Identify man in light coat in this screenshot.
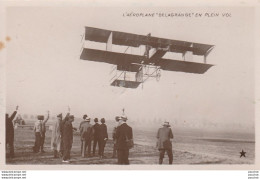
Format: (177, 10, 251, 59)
(156, 121, 174, 164)
(51, 113, 62, 158)
(79, 114, 88, 130)
(80, 117, 93, 158)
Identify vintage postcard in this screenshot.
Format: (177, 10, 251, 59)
(0, 0, 259, 170)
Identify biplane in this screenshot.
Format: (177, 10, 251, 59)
(80, 26, 214, 88)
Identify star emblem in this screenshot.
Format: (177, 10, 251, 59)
(240, 150, 246, 158)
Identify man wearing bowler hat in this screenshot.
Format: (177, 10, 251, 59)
(115, 115, 133, 164)
(156, 121, 174, 164)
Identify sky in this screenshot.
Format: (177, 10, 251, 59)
(5, 6, 255, 132)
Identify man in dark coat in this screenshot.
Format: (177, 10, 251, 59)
(62, 115, 74, 163)
(92, 118, 100, 156)
(6, 106, 18, 158)
(156, 121, 174, 164)
(98, 118, 108, 158)
(115, 116, 133, 165)
(60, 110, 70, 157)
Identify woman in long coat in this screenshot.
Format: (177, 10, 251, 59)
(51, 114, 62, 158)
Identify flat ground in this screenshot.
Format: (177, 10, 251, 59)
(6, 127, 163, 165)
(6, 125, 254, 165)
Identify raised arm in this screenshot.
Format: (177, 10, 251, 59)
(9, 106, 19, 121)
(43, 111, 50, 124)
(64, 112, 70, 121)
(60, 113, 69, 134)
(63, 106, 70, 122)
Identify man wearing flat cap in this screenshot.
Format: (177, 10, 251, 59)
(51, 113, 62, 158)
(115, 115, 133, 164)
(156, 121, 174, 164)
(79, 116, 93, 158)
(62, 115, 74, 163)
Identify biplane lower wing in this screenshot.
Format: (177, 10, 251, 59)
(80, 48, 142, 71)
(156, 58, 213, 74)
(80, 48, 213, 74)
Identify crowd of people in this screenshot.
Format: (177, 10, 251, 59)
(6, 106, 174, 165)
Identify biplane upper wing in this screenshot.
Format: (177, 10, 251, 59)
(84, 26, 214, 56)
(85, 27, 141, 47)
(84, 27, 112, 44)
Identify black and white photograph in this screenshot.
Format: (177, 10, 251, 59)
(0, 2, 259, 170)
